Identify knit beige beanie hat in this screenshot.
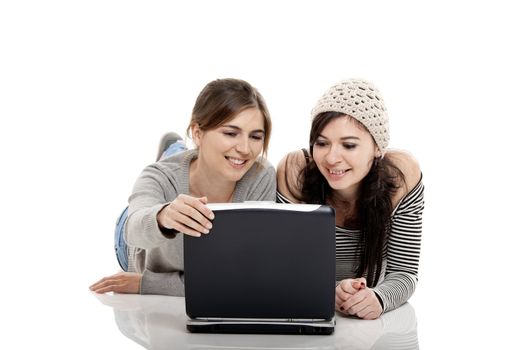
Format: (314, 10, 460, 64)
(311, 79, 389, 155)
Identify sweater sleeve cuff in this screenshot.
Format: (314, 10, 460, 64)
(155, 203, 178, 239)
(372, 287, 389, 314)
(146, 203, 177, 239)
(126, 203, 178, 248)
(373, 290, 385, 314)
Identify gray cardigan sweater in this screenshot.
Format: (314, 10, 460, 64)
(125, 149, 276, 296)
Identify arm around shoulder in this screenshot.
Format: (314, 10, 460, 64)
(276, 150, 308, 203)
(386, 150, 422, 200)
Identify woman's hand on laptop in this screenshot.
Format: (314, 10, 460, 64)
(336, 278, 383, 320)
(90, 272, 142, 294)
(157, 194, 214, 237)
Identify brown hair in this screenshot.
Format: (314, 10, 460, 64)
(186, 78, 272, 156)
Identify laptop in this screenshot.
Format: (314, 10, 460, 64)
(184, 202, 336, 335)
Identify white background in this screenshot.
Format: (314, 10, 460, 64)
(1, 0, 523, 348)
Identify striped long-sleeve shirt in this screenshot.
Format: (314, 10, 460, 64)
(277, 177, 424, 313)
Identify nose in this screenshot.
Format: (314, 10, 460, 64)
(325, 145, 341, 165)
(235, 136, 250, 155)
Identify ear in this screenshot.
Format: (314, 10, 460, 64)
(191, 124, 203, 147)
(374, 146, 381, 158)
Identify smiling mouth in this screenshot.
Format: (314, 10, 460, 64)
(328, 169, 350, 176)
(226, 156, 248, 166)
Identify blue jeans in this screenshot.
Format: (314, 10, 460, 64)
(114, 140, 187, 271)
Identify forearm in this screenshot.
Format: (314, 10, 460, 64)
(373, 272, 417, 313)
(377, 180, 424, 313)
(125, 165, 179, 249)
(125, 203, 176, 249)
(140, 270, 185, 296)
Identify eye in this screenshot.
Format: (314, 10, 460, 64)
(314, 140, 328, 147)
(250, 134, 264, 141)
(343, 143, 357, 150)
(223, 131, 238, 137)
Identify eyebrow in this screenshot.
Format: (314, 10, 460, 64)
(222, 125, 265, 134)
(318, 134, 360, 141)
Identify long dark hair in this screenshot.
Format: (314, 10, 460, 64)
(291, 112, 404, 287)
(187, 78, 272, 157)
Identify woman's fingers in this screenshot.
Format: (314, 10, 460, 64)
(175, 202, 213, 231)
(89, 276, 110, 290)
(336, 283, 351, 301)
(171, 209, 210, 234)
(89, 272, 141, 294)
(343, 291, 367, 313)
(351, 277, 367, 290)
(170, 219, 206, 237)
(336, 278, 378, 316)
(181, 195, 214, 220)
(341, 288, 383, 319)
(91, 279, 121, 294)
(339, 278, 366, 294)
(158, 194, 215, 236)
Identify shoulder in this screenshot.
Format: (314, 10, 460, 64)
(236, 156, 276, 201)
(155, 148, 194, 173)
(385, 149, 422, 205)
(255, 155, 276, 172)
(276, 150, 308, 203)
(240, 156, 276, 188)
(248, 156, 276, 179)
(134, 149, 196, 193)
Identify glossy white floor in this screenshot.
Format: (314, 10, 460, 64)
(92, 293, 418, 349)
(2, 1, 524, 348)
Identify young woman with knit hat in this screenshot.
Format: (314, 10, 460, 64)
(277, 79, 424, 320)
(91, 78, 276, 296)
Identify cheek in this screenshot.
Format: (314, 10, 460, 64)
(312, 155, 325, 171)
(214, 137, 234, 151)
(250, 141, 264, 155)
(311, 155, 320, 168)
(311, 149, 324, 165)
(353, 156, 374, 175)
(361, 152, 376, 167)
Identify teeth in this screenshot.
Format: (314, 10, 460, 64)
(228, 157, 246, 165)
(329, 169, 346, 175)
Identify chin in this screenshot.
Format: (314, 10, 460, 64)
(326, 182, 347, 191)
(227, 169, 250, 182)
(229, 174, 244, 182)
(324, 176, 355, 191)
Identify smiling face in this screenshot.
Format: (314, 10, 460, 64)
(312, 115, 380, 197)
(192, 107, 265, 182)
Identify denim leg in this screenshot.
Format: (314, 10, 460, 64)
(114, 207, 129, 271)
(160, 140, 187, 160)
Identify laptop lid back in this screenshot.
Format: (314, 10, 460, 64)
(184, 203, 335, 320)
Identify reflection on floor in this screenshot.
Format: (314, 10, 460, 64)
(93, 293, 418, 350)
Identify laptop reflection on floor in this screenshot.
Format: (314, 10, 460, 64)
(184, 202, 336, 335)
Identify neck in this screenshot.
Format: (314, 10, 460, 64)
(189, 158, 236, 203)
(331, 182, 360, 204)
(328, 184, 361, 227)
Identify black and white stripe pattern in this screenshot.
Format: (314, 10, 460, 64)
(277, 179, 424, 314)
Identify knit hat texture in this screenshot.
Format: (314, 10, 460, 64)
(311, 79, 389, 155)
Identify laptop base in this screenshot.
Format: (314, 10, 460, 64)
(187, 318, 335, 335)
